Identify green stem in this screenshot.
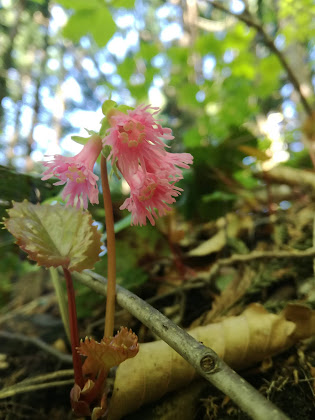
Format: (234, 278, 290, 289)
(101, 154, 116, 338)
(63, 268, 84, 388)
(50, 267, 71, 344)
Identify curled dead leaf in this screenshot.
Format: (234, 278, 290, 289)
(107, 303, 315, 420)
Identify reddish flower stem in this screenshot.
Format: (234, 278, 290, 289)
(101, 154, 116, 338)
(63, 267, 84, 388)
(81, 369, 107, 405)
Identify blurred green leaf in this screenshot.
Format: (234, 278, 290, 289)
(233, 169, 259, 189)
(111, 0, 135, 9)
(118, 267, 148, 289)
(202, 191, 238, 203)
(102, 214, 132, 241)
(63, 7, 116, 47)
(57, 0, 102, 10)
(183, 127, 201, 148)
(195, 33, 223, 56)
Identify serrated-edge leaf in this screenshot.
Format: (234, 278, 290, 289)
(3, 201, 102, 272)
(78, 327, 139, 378)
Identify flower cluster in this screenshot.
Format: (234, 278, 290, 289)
(42, 135, 102, 210)
(41, 104, 192, 225)
(103, 105, 193, 225)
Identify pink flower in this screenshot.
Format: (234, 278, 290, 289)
(41, 136, 102, 209)
(120, 167, 183, 226)
(145, 150, 193, 179)
(103, 105, 174, 178)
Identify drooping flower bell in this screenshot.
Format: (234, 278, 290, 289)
(42, 135, 102, 209)
(120, 167, 183, 226)
(103, 105, 174, 178)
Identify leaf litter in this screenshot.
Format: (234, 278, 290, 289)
(2, 192, 315, 419)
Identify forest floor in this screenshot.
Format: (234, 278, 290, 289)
(1, 183, 315, 420)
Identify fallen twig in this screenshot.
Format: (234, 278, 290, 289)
(0, 370, 74, 399)
(205, 247, 315, 283)
(73, 270, 289, 420)
(264, 166, 315, 190)
(0, 380, 74, 399)
(0, 331, 72, 364)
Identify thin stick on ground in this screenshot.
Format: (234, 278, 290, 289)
(0, 380, 74, 400)
(100, 154, 116, 338)
(73, 270, 289, 420)
(205, 247, 315, 283)
(0, 331, 72, 364)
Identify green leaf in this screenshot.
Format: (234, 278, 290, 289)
(116, 104, 133, 113)
(183, 127, 200, 147)
(215, 274, 234, 292)
(117, 56, 136, 80)
(85, 129, 98, 136)
(195, 33, 223, 56)
(71, 135, 90, 145)
(202, 191, 238, 203)
(137, 42, 160, 61)
(63, 10, 94, 42)
(57, 0, 102, 11)
(110, 0, 135, 9)
(101, 214, 132, 241)
(71, 131, 99, 145)
(102, 145, 112, 159)
(99, 118, 110, 137)
(233, 169, 258, 190)
(102, 99, 117, 115)
(177, 84, 199, 108)
(3, 201, 102, 272)
(63, 8, 116, 47)
(118, 267, 148, 289)
(90, 7, 116, 47)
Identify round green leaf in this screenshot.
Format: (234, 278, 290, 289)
(3, 201, 102, 272)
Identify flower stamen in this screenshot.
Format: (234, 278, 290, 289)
(138, 183, 157, 201)
(118, 120, 146, 148)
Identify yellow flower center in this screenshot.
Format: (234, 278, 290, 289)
(119, 121, 145, 148)
(66, 166, 86, 184)
(138, 183, 157, 201)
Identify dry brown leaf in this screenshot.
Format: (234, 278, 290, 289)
(191, 266, 254, 327)
(188, 213, 253, 257)
(107, 303, 315, 420)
